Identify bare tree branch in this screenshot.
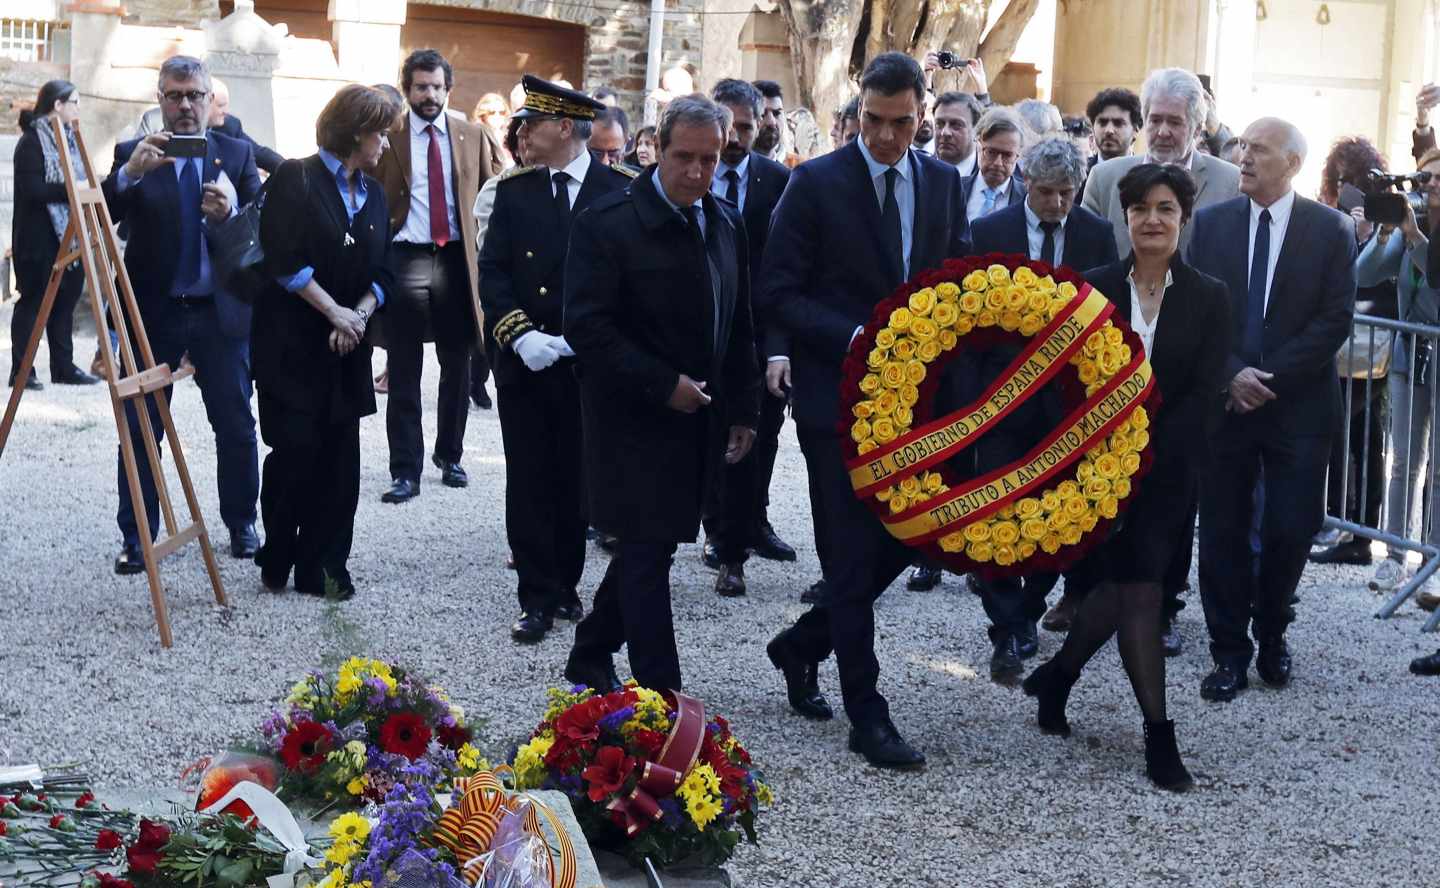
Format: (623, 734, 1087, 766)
(976, 0, 1041, 75)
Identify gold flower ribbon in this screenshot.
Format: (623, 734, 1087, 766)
(429, 770, 577, 888)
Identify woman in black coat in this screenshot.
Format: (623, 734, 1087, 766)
(9, 79, 99, 388)
(1022, 163, 1232, 791)
(252, 85, 399, 600)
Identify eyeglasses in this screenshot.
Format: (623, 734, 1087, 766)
(590, 147, 624, 165)
(162, 90, 209, 106)
(980, 146, 1017, 163)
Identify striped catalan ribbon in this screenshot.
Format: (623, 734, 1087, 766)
(428, 771, 577, 888)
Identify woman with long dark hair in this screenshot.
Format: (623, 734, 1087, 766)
(10, 79, 100, 389)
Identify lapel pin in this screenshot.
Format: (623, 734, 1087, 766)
(214, 158, 221, 166)
(344, 232, 356, 247)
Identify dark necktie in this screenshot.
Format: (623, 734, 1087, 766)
(1039, 220, 1060, 267)
(426, 124, 449, 247)
(724, 169, 740, 207)
(880, 167, 903, 283)
(1242, 207, 1272, 364)
(176, 158, 201, 291)
(552, 170, 572, 225)
(682, 205, 722, 346)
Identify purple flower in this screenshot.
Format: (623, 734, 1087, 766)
(658, 797, 685, 830)
(599, 706, 635, 734)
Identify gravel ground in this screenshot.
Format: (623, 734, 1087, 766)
(3, 319, 1440, 887)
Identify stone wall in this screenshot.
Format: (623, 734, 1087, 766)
(124, 0, 220, 26)
(581, 0, 704, 124)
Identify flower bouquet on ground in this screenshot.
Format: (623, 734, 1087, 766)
(256, 657, 488, 807)
(510, 685, 772, 869)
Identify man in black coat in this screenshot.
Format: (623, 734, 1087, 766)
(1188, 117, 1357, 702)
(207, 78, 284, 174)
(478, 75, 635, 644)
(699, 78, 797, 596)
(562, 94, 761, 694)
(758, 53, 972, 770)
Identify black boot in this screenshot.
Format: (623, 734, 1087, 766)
(1142, 719, 1193, 792)
(1021, 659, 1078, 737)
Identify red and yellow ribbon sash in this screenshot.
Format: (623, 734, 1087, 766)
(430, 770, 578, 888)
(606, 691, 705, 837)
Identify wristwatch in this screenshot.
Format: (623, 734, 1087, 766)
(357, 307, 370, 325)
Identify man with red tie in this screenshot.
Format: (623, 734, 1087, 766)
(375, 49, 494, 503)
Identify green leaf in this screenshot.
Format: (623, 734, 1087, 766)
(216, 856, 255, 886)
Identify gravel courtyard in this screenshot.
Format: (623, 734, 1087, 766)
(3, 320, 1439, 887)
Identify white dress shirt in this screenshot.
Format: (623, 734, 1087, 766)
(1023, 201, 1067, 264)
(1246, 188, 1296, 314)
(711, 154, 750, 210)
(395, 108, 461, 244)
(547, 147, 590, 208)
(953, 150, 978, 178)
(1127, 267, 1173, 357)
(966, 176, 1011, 222)
(855, 136, 915, 280)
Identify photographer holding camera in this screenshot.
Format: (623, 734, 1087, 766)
(922, 51, 991, 105)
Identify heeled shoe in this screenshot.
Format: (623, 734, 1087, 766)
(1021, 659, 1078, 737)
(1142, 719, 1194, 792)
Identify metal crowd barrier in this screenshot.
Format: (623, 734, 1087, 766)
(1328, 313, 1440, 632)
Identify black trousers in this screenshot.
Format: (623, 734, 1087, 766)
(386, 242, 471, 482)
(496, 363, 587, 615)
(470, 345, 491, 399)
(254, 392, 361, 592)
(1199, 422, 1330, 666)
(976, 575, 1053, 641)
(1327, 377, 1388, 529)
(785, 428, 912, 726)
(572, 540, 682, 691)
(703, 388, 787, 563)
(11, 257, 83, 380)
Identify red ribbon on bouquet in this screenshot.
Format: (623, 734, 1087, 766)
(606, 691, 706, 836)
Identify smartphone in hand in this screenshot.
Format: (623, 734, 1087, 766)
(163, 135, 207, 158)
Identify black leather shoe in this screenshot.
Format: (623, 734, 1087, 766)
(432, 457, 468, 488)
(766, 632, 832, 720)
(564, 651, 621, 693)
(9, 372, 42, 391)
(229, 523, 260, 559)
(800, 578, 829, 605)
(1041, 592, 1080, 632)
(1200, 661, 1249, 702)
(470, 386, 492, 409)
(1308, 539, 1373, 566)
(53, 366, 101, 385)
(1022, 659, 1077, 737)
(716, 563, 747, 597)
(511, 611, 552, 644)
(555, 594, 584, 622)
(1410, 649, 1440, 676)
(1256, 637, 1292, 688)
(700, 537, 723, 569)
(296, 571, 355, 600)
(381, 478, 420, 503)
(990, 634, 1025, 685)
(847, 719, 925, 770)
(114, 543, 145, 575)
(751, 522, 797, 562)
(1161, 616, 1183, 657)
(1017, 622, 1039, 659)
(907, 564, 942, 591)
(1143, 719, 1194, 792)
(597, 533, 618, 554)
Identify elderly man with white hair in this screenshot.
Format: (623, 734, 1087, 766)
(1082, 68, 1240, 256)
(1188, 116, 1357, 703)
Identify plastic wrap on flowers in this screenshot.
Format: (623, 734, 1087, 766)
(838, 253, 1161, 579)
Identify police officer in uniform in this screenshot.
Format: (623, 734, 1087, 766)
(479, 75, 637, 643)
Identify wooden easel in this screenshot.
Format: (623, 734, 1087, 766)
(0, 117, 228, 647)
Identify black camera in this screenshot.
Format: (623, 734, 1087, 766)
(1356, 168, 1431, 229)
(936, 51, 971, 70)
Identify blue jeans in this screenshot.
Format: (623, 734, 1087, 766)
(116, 300, 258, 547)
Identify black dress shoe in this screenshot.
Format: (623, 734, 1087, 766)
(470, 386, 492, 409)
(1256, 637, 1292, 688)
(1308, 539, 1373, 566)
(1022, 659, 1078, 737)
(1161, 616, 1183, 658)
(1410, 649, 1440, 676)
(296, 570, 355, 600)
(766, 633, 833, 720)
(597, 533, 618, 554)
(229, 523, 260, 559)
(990, 634, 1025, 685)
(750, 522, 797, 562)
(53, 366, 101, 385)
(114, 544, 145, 575)
(906, 564, 942, 591)
(800, 578, 829, 605)
(564, 650, 621, 693)
(716, 563, 747, 597)
(700, 537, 723, 570)
(511, 611, 552, 643)
(381, 478, 420, 503)
(555, 594, 584, 622)
(1017, 622, 1039, 659)
(847, 719, 925, 770)
(1143, 719, 1194, 792)
(431, 457, 468, 488)
(1041, 592, 1080, 632)
(1200, 661, 1249, 702)
(9, 372, 42, 391)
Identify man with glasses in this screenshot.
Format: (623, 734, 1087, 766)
(588, 105, 630, 168)
(101, 54, 262, 574)
(962, 107, 1027, 222)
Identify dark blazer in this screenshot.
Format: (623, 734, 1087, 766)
(1187, 195, 1357, 436)
(960, 170, 1027, 213)
(210, 114, 284, 174)
(478, 159, 635, 386)
(757, 141, 972, 432)
(102, 130, 262, 339)
(969, 201, 1119, 272)
(254, 154, 393, 421)
(564, 167, 760, 542)
(11, 126, 70, 263)
(735, 150, 790, 354)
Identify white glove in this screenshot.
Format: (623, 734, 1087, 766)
(552, 336, 575, 358)
(512, 330, 564, 372)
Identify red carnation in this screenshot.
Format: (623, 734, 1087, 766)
(125, 819, 170, 874)
(93, 874, 135, 888)
(379, 712, 432, 760)
(629, 729, 665, 759)
(0, 821, 7, 837)
(436, 722, 471, 751)
(279, 721, 335, 773)
(49, 813, 66, 828)
(581, 745, 636, 802)
(554, 698, 606, 745)
(76, 791, 96, 809)
(96, 828, 124, 850)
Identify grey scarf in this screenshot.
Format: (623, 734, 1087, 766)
(32, 113, 87, 244)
